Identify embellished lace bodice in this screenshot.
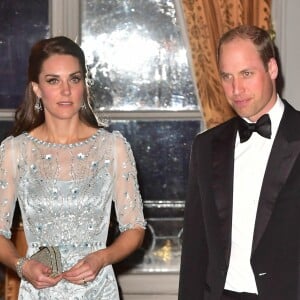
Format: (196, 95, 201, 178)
(0, 129, 145, 299)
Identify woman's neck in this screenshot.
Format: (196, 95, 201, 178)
(30, 122, 96, 144)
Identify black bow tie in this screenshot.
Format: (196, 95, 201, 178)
(238, 114, 272, 143)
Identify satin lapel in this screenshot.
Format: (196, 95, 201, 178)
(212, 121, 237, 265)
(252, 128, 300, 253)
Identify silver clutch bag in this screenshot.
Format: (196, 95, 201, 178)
(30, 246, 63, 277)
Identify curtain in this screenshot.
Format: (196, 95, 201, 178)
(181, 0, 272, 129)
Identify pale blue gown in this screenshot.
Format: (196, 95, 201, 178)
(0, 129, 146, 299)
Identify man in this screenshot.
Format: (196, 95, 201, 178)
(178, 25, 300, 300)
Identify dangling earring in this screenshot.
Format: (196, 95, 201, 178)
(34, 97, 43, 112)
(81, 100, 87, 110)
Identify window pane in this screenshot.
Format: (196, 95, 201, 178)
(108, 119, 201, 272)
(0, 0, 48, 109)
(81, 0, 198, 111)
(109, 120, 200, 200)
(0, 121, 13, 141)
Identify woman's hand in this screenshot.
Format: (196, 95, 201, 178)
(22, 259, 63, 289)
(62, 228, 144, 285)
(62, 251, 105, 285)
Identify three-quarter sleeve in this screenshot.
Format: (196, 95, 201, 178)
(0, 137, 18, 239)
(112, 131, 146, 232)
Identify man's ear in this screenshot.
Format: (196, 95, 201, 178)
(31, 82, 41, 98)
(268, 58, 278, 80)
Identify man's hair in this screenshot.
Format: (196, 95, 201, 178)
(217, 25, 275, 70)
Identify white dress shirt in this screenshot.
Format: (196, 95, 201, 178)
(224, 96, 284, 293)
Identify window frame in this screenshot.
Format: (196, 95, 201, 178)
(0, 0, 202, 123)
(49, 0, 202, 122)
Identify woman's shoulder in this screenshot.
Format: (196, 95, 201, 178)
(112, 130, 131, 147)
(99, 129, 126, 141)
(0, 134, 28, 159)
(0, 133, 26, 147)
(99, 130, 133, 153)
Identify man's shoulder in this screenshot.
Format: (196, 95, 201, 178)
(281, 99, 300, 123)
(196, 117, 237, 140)
(282, 99, 300, 114)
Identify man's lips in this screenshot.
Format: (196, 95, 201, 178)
(233, 98, 250, 107)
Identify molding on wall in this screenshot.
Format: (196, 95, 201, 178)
(49, 0, 81, 42)
(118, 273, 179, 299)
(272, 0, 287, 80)
(272, 0, 300, 109)
(0, 109, 202, 122)
(0, 109, 14, 121)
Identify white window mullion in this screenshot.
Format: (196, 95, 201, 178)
(49, 0, 80, 42)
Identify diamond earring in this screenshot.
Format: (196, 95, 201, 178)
(34, 97, 43, 112)
(81, 100, 87, 110)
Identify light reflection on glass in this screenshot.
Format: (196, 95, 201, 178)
(109, 120, 201, 272)
(84, 31, 159, 76)
(80, 0, 201, 273)
(81, 0, 198, 111)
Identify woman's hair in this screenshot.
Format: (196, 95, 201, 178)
(217, 25, 275, 70)
(12, 36, 100, 136)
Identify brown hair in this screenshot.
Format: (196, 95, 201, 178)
(217, 25, 275, 70)
(12, 36, 100, 136)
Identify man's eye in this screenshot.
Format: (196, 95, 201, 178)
(243, 71, 252, 77)
(221, 74, 231, 81)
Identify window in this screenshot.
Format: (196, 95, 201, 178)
(77, 0, 203, 272)
(50, 0, 202, 273)
(0, 0, 203, 273)
(81, 1, 198, 112)
(0, 0, 48, 110)
(0, 0, 48, 138)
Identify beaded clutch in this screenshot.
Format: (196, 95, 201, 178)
(30, 246, 63, 277)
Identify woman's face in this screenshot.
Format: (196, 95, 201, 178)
(32, 54, 85, 122)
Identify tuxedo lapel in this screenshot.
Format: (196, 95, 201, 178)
(211, 120, 237, 265)
(252, 106, 300, 252)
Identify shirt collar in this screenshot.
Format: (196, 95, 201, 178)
(243, 94, 284, 139)
(267, 94, 284, 139)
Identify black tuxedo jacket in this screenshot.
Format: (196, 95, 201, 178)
(179, 100, 300, 300)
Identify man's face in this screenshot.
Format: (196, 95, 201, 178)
(218, 38, 278, 122)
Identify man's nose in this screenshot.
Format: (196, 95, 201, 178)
(232, 78, 244, 95)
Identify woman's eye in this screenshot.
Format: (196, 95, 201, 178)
(47, 78, 59, 84)
(71, 76, 82, 83)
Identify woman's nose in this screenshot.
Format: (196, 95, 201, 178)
(61, 81, 71, 95)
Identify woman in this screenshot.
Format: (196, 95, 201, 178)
(0, 36, 146, 299)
